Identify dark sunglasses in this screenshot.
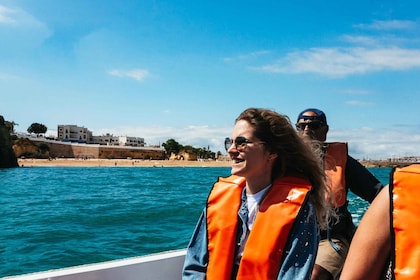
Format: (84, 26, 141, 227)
(224, 136, 264, 151)
(295, 122, 325, 131)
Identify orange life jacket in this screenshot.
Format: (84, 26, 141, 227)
(206, 175, 312, 280)
(391, 164, 420, 280)
(324, 142, 347, 207)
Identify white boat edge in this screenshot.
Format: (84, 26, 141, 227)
(2, 249, 187, 280)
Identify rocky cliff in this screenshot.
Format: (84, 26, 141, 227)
(13, 138, 50, 159)
(0, 116, 19, 168)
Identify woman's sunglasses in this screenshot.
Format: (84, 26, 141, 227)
(295, 122, 325, 131)
(224, 136, 264, 151)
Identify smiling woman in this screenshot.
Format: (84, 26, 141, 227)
(182, 107, 333, 280)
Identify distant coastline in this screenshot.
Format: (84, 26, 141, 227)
(359, 160, 416, 168)
(18, 158, 232, 168)
(18, 158, 416, 168)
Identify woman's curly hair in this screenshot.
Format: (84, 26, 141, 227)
(236, 107, 333, 230)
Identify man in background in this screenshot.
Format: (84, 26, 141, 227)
(295, 108, 383, 280)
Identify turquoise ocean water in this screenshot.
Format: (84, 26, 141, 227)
(0, 166, 391, 277)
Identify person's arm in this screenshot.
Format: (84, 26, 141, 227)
(278, 202, 319, 280)
(346, 156, 383, 202)
(182, 210, 208, 280)
(340, 186, 391, 280)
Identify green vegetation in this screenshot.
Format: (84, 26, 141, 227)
(0, 115, 19, 168)
(4, 120, 17, 133)
(162, 138, 217, 160)
(27, 122, 47, 136)
(162, 138, 183, 155)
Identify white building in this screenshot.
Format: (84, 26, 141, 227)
(57, 125, 145, 147)
(90, 133, 119, 146)
(118, 136, 145, 147)
(57, 125, 92, 143)
(90, 134, 145, 147)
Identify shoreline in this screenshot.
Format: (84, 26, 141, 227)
(17, 158, 414, 168)
(18, 158, 233, 168)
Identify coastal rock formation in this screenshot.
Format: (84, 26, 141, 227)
(13, 138, 50, 159)
(14, 138, 165, 160)
(0, 116, 19, 168)
(169, 151, 198, 161)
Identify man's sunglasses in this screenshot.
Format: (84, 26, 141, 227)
(295, 122, 325, 131)
(224, 136, 264, 151)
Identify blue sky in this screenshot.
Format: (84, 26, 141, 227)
(1, 0, 419, 159)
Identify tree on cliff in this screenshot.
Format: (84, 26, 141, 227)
(27, 123, 47, 136)
(162, 138, 183, 156)
(4, 121, 17, 133)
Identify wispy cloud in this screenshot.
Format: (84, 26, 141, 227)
(249, 20, 420, 78)
(0, 5, 16, 24)
(354, 20, 418, 31)
(329, 126, 420, 159)
(340, 35, 380, 46)
(223, 50, 271, 63)
(345, 100, 375, 106)
(0, 4, 47, 29)
(0, 72, 20, 80)
(341, 34, 420, 48)
(339, 89, 373, 95)
(0, 5, 50, 53)
(108, 69, 151, 81)
(253, 47, 420, 78)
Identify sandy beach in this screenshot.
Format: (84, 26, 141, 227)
(18, 158, 232, 168)
(18, 158, 409, 168)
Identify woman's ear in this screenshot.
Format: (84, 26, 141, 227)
(269, 153, 278, 161)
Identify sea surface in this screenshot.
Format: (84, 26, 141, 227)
(0, 166, 392, 277)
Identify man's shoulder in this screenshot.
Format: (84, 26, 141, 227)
(345, 155, 382, 188)
(345, 154, 378, 179)
(346, 155, 364, 168)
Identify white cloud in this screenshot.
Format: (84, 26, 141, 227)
(253, 47, 420, 78)
(247, 20, 420, 78)
(108, 69, 150, 81)
(0, 5, 48, 30)
(0, 5, 16, 24)
(340, 35, 379, 46)
(223, 50, 271, 63)
(339, 89, 373, 95)
(345, 100, 375, 106)
(0, 5, 51, 53)
(340, 34, 419, 47)
(329, 126, 420, 160)
(354, 20, 418, 31)
(0, 72, 20, 80)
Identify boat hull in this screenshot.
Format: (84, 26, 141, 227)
(4, 249, 186, 280)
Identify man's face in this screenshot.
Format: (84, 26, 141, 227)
(296, 111, 328, 142)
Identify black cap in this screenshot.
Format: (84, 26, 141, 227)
(297, 108, 327, 125)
